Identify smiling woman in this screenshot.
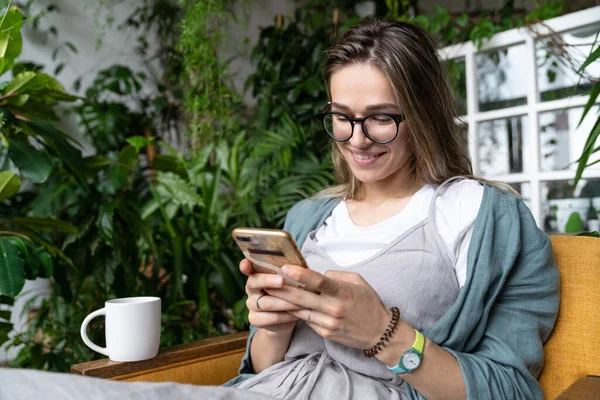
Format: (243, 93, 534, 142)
(226, 16, 560, 400)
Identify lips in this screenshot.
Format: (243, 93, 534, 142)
(349, 150, 384, 166)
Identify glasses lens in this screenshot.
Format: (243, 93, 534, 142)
(323, 114, 352, 141)
(364, 115, 398, 143)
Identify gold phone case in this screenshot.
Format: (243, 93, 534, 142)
(232, 227, 308, 289)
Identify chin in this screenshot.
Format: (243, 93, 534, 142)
(348, 168, 387, 184)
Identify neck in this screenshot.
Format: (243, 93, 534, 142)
(357, 170, 422, 204)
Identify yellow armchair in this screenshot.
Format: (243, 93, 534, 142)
(72, 236, 600, 399)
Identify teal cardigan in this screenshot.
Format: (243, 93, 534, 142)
(226, 185, 560, 399)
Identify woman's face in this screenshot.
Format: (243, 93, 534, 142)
(329, 63, 410, 186)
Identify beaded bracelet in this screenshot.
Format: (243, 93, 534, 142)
(363, 306, 401, 357)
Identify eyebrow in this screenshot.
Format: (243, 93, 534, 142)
(330, 102, 401, 112)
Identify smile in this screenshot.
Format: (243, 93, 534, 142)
(349, 151, 384, 165)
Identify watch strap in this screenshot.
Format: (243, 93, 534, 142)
(386, 329, 424, 374)
(413, 328, 425, 353)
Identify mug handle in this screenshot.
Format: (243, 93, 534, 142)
(80, 308, 109, 357)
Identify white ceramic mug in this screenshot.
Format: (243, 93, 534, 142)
(80, 296, 161, 362)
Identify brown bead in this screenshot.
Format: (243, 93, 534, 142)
(363, 306, 402, 358)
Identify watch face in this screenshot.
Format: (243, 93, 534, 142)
(402, 352, 421, 370)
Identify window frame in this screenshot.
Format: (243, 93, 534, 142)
(438, 6, 600, 227)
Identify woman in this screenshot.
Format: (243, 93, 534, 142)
(227, 17, 559, 400)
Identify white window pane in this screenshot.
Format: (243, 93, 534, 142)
(542, 178, 600, 233)
(476, 45, 528, 111)
(539, 106, 600, 171)
(478, 116, 529, 176)
(537, 22, 600, 102)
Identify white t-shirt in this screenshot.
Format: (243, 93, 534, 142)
(313, 180, 484, 288)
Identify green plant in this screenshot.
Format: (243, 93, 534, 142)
(573, 41, 600, 189)
(564, 211, 584, 233)
(0, 1, 251, 371)
(179, 0, 248, 146)
(392, 2, 564, 49)
(0, 5, 81, 345)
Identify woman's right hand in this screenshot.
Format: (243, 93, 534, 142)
(241, 258, 302, 334)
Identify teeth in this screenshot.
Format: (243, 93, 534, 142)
(355, 154, 378, 160)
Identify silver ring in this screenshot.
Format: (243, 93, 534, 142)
(307, 309, 312, 324)
(256, 294, 266, 312)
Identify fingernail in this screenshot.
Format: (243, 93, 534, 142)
(281, 265, 290, 274)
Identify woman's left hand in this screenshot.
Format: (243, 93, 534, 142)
(265, 264, 392, 350)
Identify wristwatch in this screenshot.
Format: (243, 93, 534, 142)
(386, 329, 425, 374)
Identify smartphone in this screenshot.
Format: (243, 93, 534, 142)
(232, 227, 309, 290)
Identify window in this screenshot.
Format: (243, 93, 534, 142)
(439, 7, 600, 233)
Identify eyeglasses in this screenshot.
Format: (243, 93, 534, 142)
(315, 103, 404, 144)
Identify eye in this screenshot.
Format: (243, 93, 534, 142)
(372, 116, 394, 124)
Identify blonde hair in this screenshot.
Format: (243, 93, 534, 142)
(316, 17, 516, 199)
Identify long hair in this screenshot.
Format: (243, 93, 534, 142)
(316, 17, 515, 199)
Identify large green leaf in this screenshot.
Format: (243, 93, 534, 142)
(29, 120, 86, 180)
(0, 170, 20, 201)
(4, 98, 60, 121)
(3, 72, 72, 96)
(7, 236, 39, 280)
(0, 7, 23, 76)
(3, 71, 37, 96)
(7, 139, 53, 183)
(578, 44, 600, 74)
(7, 217, 78, 233)
(152, 154, 188, 179)
(34, 246, 53, 278)
(157, 172, 203, 207)
(113, 145, 138, 185)
(96, 201, 116, 246)
(0, 237, 26, 296)
(577, 82, 600, 128)
(574, 115, 600, 188)
(84, 155, 112, 169)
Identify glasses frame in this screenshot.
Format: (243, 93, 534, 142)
(315, 103, 405, 144)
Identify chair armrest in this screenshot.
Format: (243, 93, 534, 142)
(71, 331, 249, 386)
(555, 376, 600, 399)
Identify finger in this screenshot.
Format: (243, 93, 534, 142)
(325, 270, 365, 285)
(239, 258, 254, 276)
(249, 311, 298, 327)
(248, 294, 304, 312)
(266, 285, 323, 311)
(246, 273, 285, 294)
(287, 309, 337, 331)
(281, 264, 339, 295)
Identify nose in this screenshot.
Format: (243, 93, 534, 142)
(349, 121, 372, 148)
